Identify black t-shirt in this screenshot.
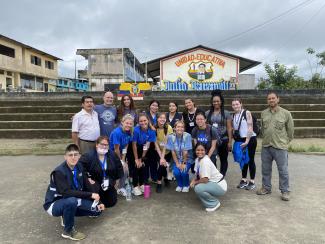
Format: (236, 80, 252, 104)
(183, 108, 204, 134)
(166, 112, 183, 128)
(191, 124, 219, 152)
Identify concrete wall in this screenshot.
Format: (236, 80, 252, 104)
(238, 74, 256, 89)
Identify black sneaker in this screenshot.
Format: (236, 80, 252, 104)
(245, 182, 256, 190)
(237, 180, 248, 189)
(156, 184, 162, 193)
(164, 179, 170, 188)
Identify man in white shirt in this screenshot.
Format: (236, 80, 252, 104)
(72, 96, 100, 154)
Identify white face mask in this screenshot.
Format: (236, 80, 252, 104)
(97, 148, 108, 155)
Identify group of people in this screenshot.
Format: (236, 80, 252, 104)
(43, 90, 294, 241)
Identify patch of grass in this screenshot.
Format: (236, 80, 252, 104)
(288, 144, 325, 153)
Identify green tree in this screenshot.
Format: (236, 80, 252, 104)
(306, 48, 325, 88)
(257, 62, 304, 89)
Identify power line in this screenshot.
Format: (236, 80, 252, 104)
(208, 0, 315, 47)
(133, 0, 315, 58)
(259, 0, 325, 63)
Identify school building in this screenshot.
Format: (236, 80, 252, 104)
(77, 48, 145, 91)
(0, 34, 61, 92)
(145, 45, 261, 91)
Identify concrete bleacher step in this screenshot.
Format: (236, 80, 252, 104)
(0, 121, 71, 129)
(1, 127, 324, 139)
(0, 113, 74, 121)
(0, 119, 323, 130)
(0, 90, 324, 138)
(0, 129, 71, 139)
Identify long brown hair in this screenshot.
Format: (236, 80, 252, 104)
(118, 95, 135, 120)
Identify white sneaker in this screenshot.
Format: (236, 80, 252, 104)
(117, 188, 127, 197)
(140, 185, 145, 193)
(206, 202, 221, 212)
(132, 186, 142, 196)
(182, 186, 190, 193)
(175, 186, 182, 192)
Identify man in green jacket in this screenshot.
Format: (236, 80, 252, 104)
(257, 91, 294, 201)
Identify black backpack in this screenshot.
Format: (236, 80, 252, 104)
(233, 110, 260, 136)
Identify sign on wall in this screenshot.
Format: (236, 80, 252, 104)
(117, 82, 152, 100)
(160, 48, 238, 91)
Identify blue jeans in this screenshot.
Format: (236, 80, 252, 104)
(173, 162, 191, 187)
(50, 197, 101, 232)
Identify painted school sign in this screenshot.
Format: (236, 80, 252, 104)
(160, 48, 239, 91)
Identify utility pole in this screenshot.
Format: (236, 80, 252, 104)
(133, 53, 136, 83)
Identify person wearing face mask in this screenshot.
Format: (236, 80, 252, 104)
(191, 112, 220, 166)
(78, 136, 124, 208)
(190, 143, 227, 212)
(132, 113, 157, 195)
(166, 120, 193, 193)
(43, 144, 105, 241)
(146, 100, 160, 128)
(166, 102, 182, 128)
(94, 91, 118, 138)
(109, 114, 134, 197)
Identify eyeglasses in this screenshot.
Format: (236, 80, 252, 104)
(99, 143, 109, 147)
(67, 153, 80, 157)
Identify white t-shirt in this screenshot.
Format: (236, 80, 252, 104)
(72, 109, 100, 141)
(194, 155, 222, 182)
(232, 110, 256, 138)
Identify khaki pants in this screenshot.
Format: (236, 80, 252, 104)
(79, 139, 96, 155)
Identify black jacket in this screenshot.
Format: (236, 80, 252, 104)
(43, 161, 93, 210)
(78, 149, 124, 187)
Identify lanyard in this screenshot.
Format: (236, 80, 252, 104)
(176, 135, 183, 160)
(99, 156, 107, 178)
(140, 128, 149, 145)
(73, 167, 79, 189)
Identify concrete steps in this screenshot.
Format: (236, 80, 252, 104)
(0, 90, 324, 138)
(0, 129, 70, 139)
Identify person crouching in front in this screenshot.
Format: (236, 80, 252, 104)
(78, 136, 124, 208)
(190, 143, 227, 212)
(43, 144, 105, 241)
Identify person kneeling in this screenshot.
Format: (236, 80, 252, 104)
(43, 144, 105, 241)
(79, 136, 124, 207)
(190, 143, 227, 212)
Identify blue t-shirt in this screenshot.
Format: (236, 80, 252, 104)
(146, 111, 157, 126)
(94, 104, 117, 138)
(132, 125, 156, 145)
(166, 132, 192, 161)
(109, 126, 132, 153)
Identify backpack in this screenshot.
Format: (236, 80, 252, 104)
(233, 110, 260, 136)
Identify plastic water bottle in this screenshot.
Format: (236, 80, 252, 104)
(144, 185, 151, 199)
(125, 180, 132, 201)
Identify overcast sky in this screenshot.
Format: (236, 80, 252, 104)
(1, 0, 324, 80)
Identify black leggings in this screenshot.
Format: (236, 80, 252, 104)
(218, 139, 229, 176)
(144, 143, 159, 182)
(241, 137, 257, 180)
(157, 152, 172, 181)
(128, 145, 145, 187)
(92, 182, 117, 208)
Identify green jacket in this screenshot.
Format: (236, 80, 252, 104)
(261, 106, 294, 150)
